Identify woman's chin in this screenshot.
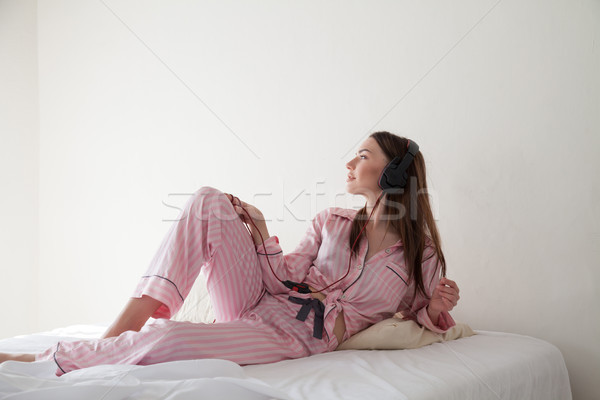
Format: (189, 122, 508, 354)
(345, 186, 358, 195)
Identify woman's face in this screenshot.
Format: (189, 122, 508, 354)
(345, 137, 390, 197)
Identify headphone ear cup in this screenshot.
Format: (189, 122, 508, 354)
(378, 160, 390, 190)
(378, 140, 419, 192)
(378, 156, 404, 191)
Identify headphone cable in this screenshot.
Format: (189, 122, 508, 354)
(231, 192, 385, 294)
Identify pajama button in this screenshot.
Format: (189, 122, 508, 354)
(385, 249, 391, 254)
(357, 264, 362, 270)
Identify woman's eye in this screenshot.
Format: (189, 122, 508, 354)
(360, 155, 366, 159)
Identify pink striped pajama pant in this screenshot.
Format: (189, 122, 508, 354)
(37, 186, 335, 376)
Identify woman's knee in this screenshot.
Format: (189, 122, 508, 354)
(195, 186, 221, 197)
(187, 186, 235, 222)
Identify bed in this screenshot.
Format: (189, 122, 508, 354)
(0, 323, 572, 400)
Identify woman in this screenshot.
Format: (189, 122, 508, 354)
(0, 131, 460, 375)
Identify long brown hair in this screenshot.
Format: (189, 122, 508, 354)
(348, 131, 446, 301)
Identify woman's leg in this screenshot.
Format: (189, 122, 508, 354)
(35, 186, 272, 374)
(41, 316, 311, 376)
(102, 295, 163, 338)
(0, 353, 35, 363)
(102, 186, 263, 335)
(37, 292, 333, 377)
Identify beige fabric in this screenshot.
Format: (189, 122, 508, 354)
(336, 315, 475, 351)
(171, 271, 215, 323)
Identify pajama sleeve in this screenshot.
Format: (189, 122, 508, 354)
(397, 245, 456, 334)
(255, 209, 328, 295)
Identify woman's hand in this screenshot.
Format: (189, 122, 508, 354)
(224, 193, 270, 244)
(427, 277, 460, 324)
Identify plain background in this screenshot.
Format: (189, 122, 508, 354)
(1, 0, 598, 399)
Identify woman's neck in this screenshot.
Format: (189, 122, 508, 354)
(365, 195, 388, 232)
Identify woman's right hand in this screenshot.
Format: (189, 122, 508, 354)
(224, 193, 270, 244)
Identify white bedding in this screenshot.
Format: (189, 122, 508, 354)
(0, 325, 571, 400)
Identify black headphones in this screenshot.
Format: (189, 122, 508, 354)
(378, 139, 420, 192)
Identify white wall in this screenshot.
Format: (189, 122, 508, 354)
(3, 0, 599, 398)
(0, 0, 39, 338)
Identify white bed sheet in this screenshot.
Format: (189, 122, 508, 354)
(0, 325, 571, 400)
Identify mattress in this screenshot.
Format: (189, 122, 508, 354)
(0, 325, 572, 400)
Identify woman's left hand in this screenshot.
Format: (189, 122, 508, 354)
(428, 277, 460, 314)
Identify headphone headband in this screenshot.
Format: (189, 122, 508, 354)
(378, 139, 420, 192)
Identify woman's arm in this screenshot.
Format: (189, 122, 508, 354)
(225, 193, 327, 294)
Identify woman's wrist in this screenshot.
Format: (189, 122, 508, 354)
(427, 305, 441, 326)
(253, 233, 270, 246)
(251, 222, 270, 245)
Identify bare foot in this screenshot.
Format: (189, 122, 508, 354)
(0, 352, 35, 363)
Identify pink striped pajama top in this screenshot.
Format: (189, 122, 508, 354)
(257, 206, 455, 344)
(36, 186, 455, 376)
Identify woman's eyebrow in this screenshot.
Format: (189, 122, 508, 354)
(357, 149, 372, 154)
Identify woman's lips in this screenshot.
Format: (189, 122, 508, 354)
(346, 175, 356, 182)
